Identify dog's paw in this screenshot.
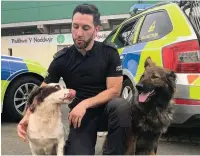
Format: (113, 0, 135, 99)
(97, 132, 108, 137)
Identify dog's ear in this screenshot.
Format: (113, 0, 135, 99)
(168, 71, 177, 81)
(36, 89, 46, 103)
(27, 87, 42, 113)
(144, 57, 156, 69)
(166, 70, 177, 91)
(27, 87, 39, 104)
(29, 99, 37, 113)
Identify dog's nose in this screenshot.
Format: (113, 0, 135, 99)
(136, 83, 143, 91)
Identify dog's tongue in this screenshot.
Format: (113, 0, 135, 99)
(139, 92, 151, 103)
(69, 89, 76, 98)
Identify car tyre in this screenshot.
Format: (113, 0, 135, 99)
(3, 76, 42, 122)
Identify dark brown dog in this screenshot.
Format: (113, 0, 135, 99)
(126, 57, 177, 155)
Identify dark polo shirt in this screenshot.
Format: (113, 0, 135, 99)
(44, 41, 122, 109)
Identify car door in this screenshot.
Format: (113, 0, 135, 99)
(1, 57, 11, 82)
(1, 56, 11, 105)
(107, 16, 146, 82)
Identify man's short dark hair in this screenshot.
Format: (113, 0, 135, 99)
(73, 3, 101, 26)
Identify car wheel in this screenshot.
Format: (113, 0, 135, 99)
(3, 76, 42, 121)
(121, 79, 135, 102)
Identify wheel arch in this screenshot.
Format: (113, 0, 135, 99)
(123, 69, 137, 87)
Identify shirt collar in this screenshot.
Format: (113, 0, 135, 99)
(76, 41, 96, 57)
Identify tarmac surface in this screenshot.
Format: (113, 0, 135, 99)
(1, 105, 200, 155)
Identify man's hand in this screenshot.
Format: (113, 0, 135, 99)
(17, 115, 29, 142)
(68, 100, 89, 128)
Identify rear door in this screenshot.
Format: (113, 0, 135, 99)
(133, 10, 173, 82)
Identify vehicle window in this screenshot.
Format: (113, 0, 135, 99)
(137, 11, 172, 43)
(113, 17, 141, 48)
(103, 30, 117, 45)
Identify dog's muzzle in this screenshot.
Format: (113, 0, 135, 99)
(136, 83, 143, 92)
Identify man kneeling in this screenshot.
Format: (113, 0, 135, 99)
(17, 3, 132, 155)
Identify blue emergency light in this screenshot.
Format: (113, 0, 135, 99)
(129, 4, 153, 15)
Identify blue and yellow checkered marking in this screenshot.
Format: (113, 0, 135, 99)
(1, 56, 28, 81)
(121, 43, 147, 76)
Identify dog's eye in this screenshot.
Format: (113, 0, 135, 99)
(54, 85, 61, 90)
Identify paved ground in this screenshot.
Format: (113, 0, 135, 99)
(1, 105, 200, 155)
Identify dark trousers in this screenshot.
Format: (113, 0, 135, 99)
(64, 97, 132, 155)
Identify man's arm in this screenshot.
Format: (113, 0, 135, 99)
(84, 76, 123, 109)
(81, 44, 123, 109)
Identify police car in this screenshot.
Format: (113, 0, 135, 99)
(104, 1, 200, 127)
(1, 55, 46, 121)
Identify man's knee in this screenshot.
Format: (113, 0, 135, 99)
(107, 97, 132, 127)
(64, 123, 97, 155)
(107, 97, 130, 112)
(64, 136, 96, 155)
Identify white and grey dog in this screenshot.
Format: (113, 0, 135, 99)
(26, 83, 76, 155)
